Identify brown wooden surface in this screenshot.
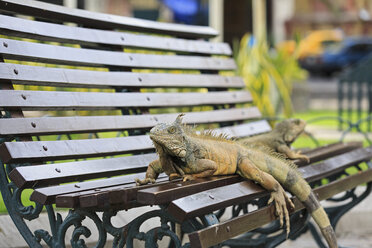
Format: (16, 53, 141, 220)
(167, 146, 372, 222)
(294, 141, 363, 166)
(78, 175, 244, 209)
(9, 153, 157, 189)
(0, 90, 250, 111)
(1, 135, 152, 164)
(57, 177, 169, 209)
(0, 0, 218, 39)
(0, 63, 243, 89)
(0, 38, 235, 70)
(31, 172, 164, 205)
(0, 120, 269, 164)
(0, 15, 230, 55)
(188, 167, 372, 248)
(0, 107, 261, 136)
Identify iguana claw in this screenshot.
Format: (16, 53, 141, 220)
(135, 178, 156, 186)
(169, 173, 182, 181)
(182, 174, 196, 182)
(268, 187, 295, 237)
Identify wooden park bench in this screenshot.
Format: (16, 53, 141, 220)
(0, 1, 372, 247)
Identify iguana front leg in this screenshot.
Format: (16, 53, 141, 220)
(135, 159, 163, 185)
(277, 145, 310, 163)
(135, 158, 183, 185)
(237, 157, 295, 235)
(182, 159, 218, 181)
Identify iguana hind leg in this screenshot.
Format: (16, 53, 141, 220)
(237, 157, 294, 236)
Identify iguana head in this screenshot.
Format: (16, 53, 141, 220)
(275, 119, 306, 144)
(149, 114, 187, 158)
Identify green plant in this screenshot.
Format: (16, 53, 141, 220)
(234, 34, 308, 118)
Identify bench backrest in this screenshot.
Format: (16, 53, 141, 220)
(0, 0, 271, 209)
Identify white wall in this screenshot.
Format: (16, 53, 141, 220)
(273, 0, 295, 44)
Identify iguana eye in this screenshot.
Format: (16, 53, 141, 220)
(168, 126, 176, 133)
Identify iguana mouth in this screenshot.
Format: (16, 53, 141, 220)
(150, 135, 186, 158)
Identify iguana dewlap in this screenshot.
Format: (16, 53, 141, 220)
(135, 114, 337, 248)
(240, 119, 310, 163)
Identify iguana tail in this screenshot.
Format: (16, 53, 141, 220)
(285, 174, 337, 248)
(259, 152, 337, 248)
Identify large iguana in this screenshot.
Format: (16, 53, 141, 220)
(135, 114, 337, 247)
(239, 119, 310, 163)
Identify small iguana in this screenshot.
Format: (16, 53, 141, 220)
(240, 119, 310, 163)
(136, 114, 337, 247)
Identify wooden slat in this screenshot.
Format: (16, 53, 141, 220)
(0, 121, 269, 164)
(294, 141, 363, 166)
(74, 176, 243, 209)
(136, 142, 363, 206)
(0, 0, 218, 39)
(1, 135, 153, 164)
(73, 177, 172, 209)
(188, 168, 372, 248)
(0, 63, 243, 89)
(0, 15, 231, 55)
(9, 153, 157, 189)
(0, 107, 261, 136)
(214, 120, 271, 138)
(167, 146, 372, 222)
(0, 38, 235, 70)
(0, 90, 251, 111)
(31, 172, 152, 205)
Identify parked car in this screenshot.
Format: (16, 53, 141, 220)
(299, 37, 372, 74)
(277, 29, 343, 59)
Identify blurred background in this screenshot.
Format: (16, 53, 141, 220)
(42, 0, 372, 111)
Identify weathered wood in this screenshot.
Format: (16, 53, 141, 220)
(167, 146, 372, 222)
(0, 0, 218, 38)
(1, 135, 152, 164)
(137, 176, 243, 205)
(77, 177, 171, 209)
(188, 168, 372, 248)
(0, 15, 231, 55)
(0, 107, 260, 136)
(31, 172, 163, 205)
(294, 141, 363, 166)
(0, 38, 236, 70)
(9, 153, 157, 189)
(0, 63, 243, 89)
(0, 90, 250, 111)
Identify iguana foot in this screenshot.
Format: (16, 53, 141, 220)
(294, 151, 310, 163)
(182, 174, 196, 182)
(169, 173, 182, 181)
(268, 187, 295, 237)
(298, 154, 310, 163)
(135, 178, 156, 186)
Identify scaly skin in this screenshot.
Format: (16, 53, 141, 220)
(240, 119, 310, 163)
(135, 114, 337, 247)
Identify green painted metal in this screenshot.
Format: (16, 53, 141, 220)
(338, 54, 372, 131)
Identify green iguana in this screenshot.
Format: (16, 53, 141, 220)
(240, 119, 310, 163)
(135, 114, 337, 247)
